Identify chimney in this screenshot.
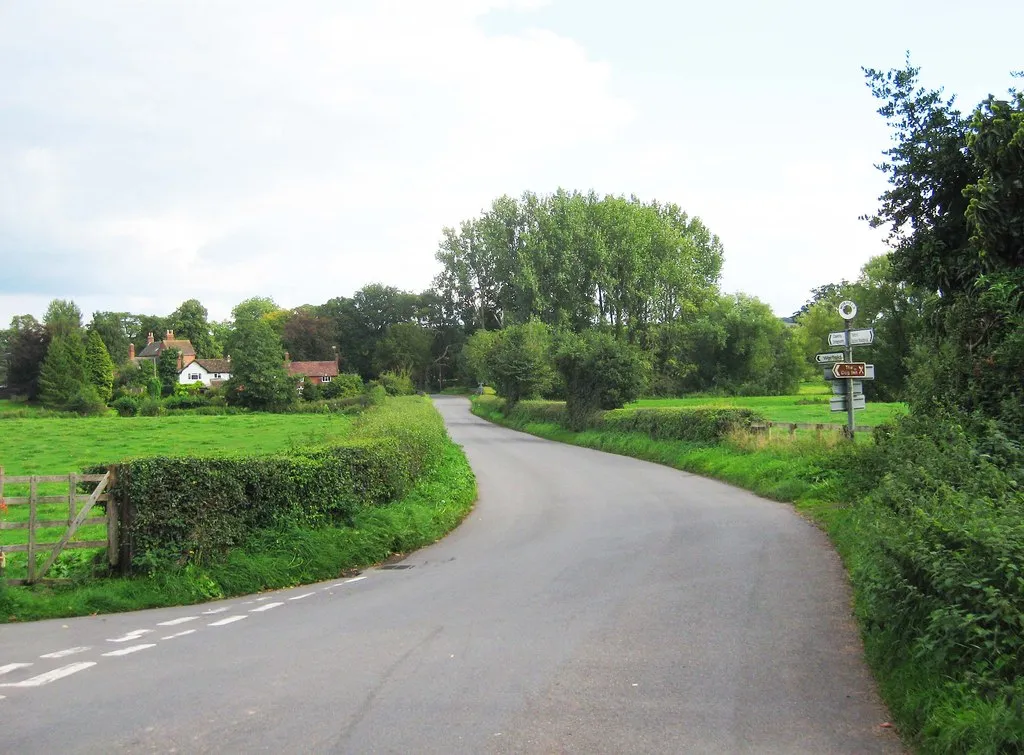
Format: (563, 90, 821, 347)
(147, 332, 154, 345)
(285, 352, 290, 362)
(226, 354, 231, 362)
(129, 342, 136, 360)
(166, 330, 174, 340)
(177, 352, 183, 371)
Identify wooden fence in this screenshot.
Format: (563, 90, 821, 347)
(0, 466, 119, 585)
(749, 421, 874, 438)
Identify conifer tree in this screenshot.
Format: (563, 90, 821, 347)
(38, 334, 88, 408)
(84, 329, 115, 403)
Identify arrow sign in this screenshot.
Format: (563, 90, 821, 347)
(832, 362, 867, 379)
(823, 364, 874, 381)
(827, 328, 875, 347)
(815, 352, 845, 363)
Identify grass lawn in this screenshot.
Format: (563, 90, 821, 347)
(0, 413, 356, 579)
(630, 383, 907, 427)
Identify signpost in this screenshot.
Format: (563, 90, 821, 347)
(828, 328, 874, 347)
(815, 352, 845, 363)
(832, 362, 867, 379)
(830, 394, 866, 412)
(832, 301, 872, 438)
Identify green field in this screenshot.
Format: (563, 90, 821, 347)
(0, 413, 356, 577)
(631, 383, 907, 427)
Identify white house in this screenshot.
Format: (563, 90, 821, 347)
(179, 358, 232, 387)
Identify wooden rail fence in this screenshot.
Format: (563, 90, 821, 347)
(0, 466, 119, 585)
(749, 421, 874, 439)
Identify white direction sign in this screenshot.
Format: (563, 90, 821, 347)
(830, 394, 866, 412)
(829, 328, 875, 347)
(815, 352, 845, 363)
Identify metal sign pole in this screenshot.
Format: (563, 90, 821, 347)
(845, 319, 854, 438)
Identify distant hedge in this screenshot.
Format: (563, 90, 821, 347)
(110, 397, 449, 570)
(481, 397, 764, 443)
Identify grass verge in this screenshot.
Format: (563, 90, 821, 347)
(0, 442, 475, 622)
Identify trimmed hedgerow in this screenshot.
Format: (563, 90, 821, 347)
(113, 396, 449, 570)
(480, 396, 765, 444)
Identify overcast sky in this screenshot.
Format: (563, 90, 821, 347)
(1, 0, 1021, 326)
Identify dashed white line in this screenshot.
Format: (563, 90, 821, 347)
(0, 663, 33, 676)
(161, 629, 197, 640)
(209, 615, 247, 627)
(249, 602, 283, 613)
(102, 644, 155, 657)
(202, 607, 229, 615)
(288, 592, 314, 601)
(40, 647, 91, 659)
(156, 616, 198, 627)
(255, 597, 270, 601)
(107, 629, 153, 643)
(346, 576, 367, 583)
(0, 662, 95, 687)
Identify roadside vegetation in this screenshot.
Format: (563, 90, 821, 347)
(0, 397, 475, 621)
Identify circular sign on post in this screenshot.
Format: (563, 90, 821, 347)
(838, 300, 857, 320)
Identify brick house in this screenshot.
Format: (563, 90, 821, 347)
(131, 330, 196, 369)
(286, 355, 340, 386)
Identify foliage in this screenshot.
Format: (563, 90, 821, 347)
(43, 298, 82, 338)
(300, 379, 321, 401)
(84, 329, 115, 403)
(168, 299, 217, 358)
(376, 369, 416, 396)
(484, 320, 555, 407)
(38, 333, 88, 409)
(65, 384, 108, 416)
(553, 329, 648, 429)
(224, 318, 295, 411)
(86, 311, 137, 365)
(156, 347, 181, 397)
(374, 322, 434, 387)
(281, 307, 336, 361)
(111, 395, 141, 417)
(321, 372, 363, 399)
(114, 397, 449, 568)
(4, 315, 50, 399)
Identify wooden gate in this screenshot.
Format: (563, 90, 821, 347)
(0, 467, 119, 585)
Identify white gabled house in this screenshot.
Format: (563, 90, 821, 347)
(179, 358, 232, 387)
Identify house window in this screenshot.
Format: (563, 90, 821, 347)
(214, 374, 222, 379)
(321, 375, 332, 383)
(189, 373, 201, 381)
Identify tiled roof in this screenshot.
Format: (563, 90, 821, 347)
(195, 358, 232, 374)
(287, 361, 339, 377)
(139, 339, 196, 358)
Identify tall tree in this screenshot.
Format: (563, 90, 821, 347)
(224, 319, 295, 411)
(156, 347, 181, 397)
(5, 315, 50, 399)
(282, 308, 336, 361)
(44, 299, 83, 338)
(38, 333, 88, 408)
(88, 311, 138, 364)
(84, 329, 115, 403)
(168, 299, 216, 357)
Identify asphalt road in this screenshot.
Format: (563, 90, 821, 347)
(0, 397, 900, 753)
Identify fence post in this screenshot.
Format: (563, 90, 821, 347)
(106, 466, 119, 568)
(27, 476, 37, 583)
(68, 472, 77, 523)
(788, 423, 797, 439)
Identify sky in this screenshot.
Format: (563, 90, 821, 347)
(1, 0, 1021, 326)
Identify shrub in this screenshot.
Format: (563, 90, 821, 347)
(322, 372, 363, 399)
(65, 384, 107, 416)
(111, 395, 141, 417)
(300, 379, 321, 402)
(553, 330, 648, 429)
(377, 370, 415, 396)
(164, 393, 211, 411)
(139, 398, 165, 417)
(600, 407, 766, 443)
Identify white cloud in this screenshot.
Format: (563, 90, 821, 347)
(0, 0, 631, 323)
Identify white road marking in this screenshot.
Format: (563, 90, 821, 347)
(249, 602, 283, 613)
(255, 597, 270, 601)
(346, 576, 367, 583)
(156, 616, 198, 627)
(0, 662, 95, 687)
(40, 647, 91, 659)
(0, 663, 33, 676)
(202, 607, 229, 615)
(161, 629, 197, 640)
(102, 644, 155, 657)
(209, 615, 247, 627)
(288, 592, 314, 601)
(107, 629, 153, 643)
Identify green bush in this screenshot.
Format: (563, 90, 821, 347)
(322, 373, 363, 399)
(164, 393, 211, 411)
(65, 384, 108, 416)
(139, 398, 165, 417)
(111, 395, 141, 417)
(114, 397, 449, 570)
(377, 370, 415, 396)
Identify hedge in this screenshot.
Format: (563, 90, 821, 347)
(481, 396, 765, 444)
(111, 397, 449, 570)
